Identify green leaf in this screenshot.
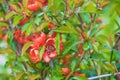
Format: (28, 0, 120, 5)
(26, 24, 33, 36)
(5, 11, 16, 20)
(36, 63, 42, 69)
(22, 23, 33, 36)
(54, 26, 78, 34)
(62, 41, 80, 55)
(21, 41, 33, 56)
(103, 62, 115, 72)
(22, 0, 28, 9)
(13, 15, 23, 27)
(95, 34, 110, 47)
(92, 42, 99, 52)
(114, 19, 120, 33)
(7, 31, 17, 51)
(112, 49, 120, 61)
(28, 74, 41, 80)
(22, 23, 30, 31)
(55, 33, 60, 55)
(90, 27, 99, 37)
(22, 0, 30, 15)
(80, 13, 91, 24)
(15, 72, 24, 80)
(83, 42, 92, 51)
(70, 59, 78, 71)
(13, 62, 24, 73)
(18, 55, 29, 62)
(0, 22, 8, 26)
(34, 17, 42, 25)
(0, 48, 15, 54)
(39, 46, 45, 60)
(83, 1, 97, 13)
(49, 0, 65, 12)
(37, 22, 49, 32)
(70, 76, 88, 80)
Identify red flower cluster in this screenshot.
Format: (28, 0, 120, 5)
(31, 32, 46, 48)
(28, 32, 46, 62)
(27, 0, 48, 11)
(28, 32, 63, 63)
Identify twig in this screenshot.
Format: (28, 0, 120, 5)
(89, 14, 96, 33)
(53, 15, 60, 25)
(76, 13, 84, 31)
(49, 60, 54, 68)
(114, 64, 120, 79)
(65, 71, 74, 80)
(88, 72, 120, 80)
(110, 49, 113, 63)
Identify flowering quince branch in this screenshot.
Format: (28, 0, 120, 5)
(1, 0, 120, 80)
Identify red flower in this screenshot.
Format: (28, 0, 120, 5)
(43, 38, 57, 62)
(0, 34, 5, 40)
(37, 0, 48, 6)
(27, 0, 48, 11)
(27, 0, 39, 11)
(13, 29, 21, 39)
(31, 32, 46, 48)
(19, 16, 30, 26)
(48, 22, 54, 29)
(62, 68, 71, 76)
(74, 72, 86, 77)
(48, 32, 57, 38)
(78, 43, 84, 54)
(43, 33, 64, 63)
(29, 48, 40, 63)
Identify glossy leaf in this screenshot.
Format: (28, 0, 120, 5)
(0, 22, 8, 26)
(21, 41, 33, 56)
(37, 22, 49, 32)
(22, 23, 33, 36)
(39, 46, 45, 60)
(70, 59, 78, 71)
(5, 11, 16, 20)
(13, 15, 23, 27)
(70, 76, 88, 80)
(54, 26, 78, 34)
(83, 1, 97, 13)
(62, 41, 80, 55)
(55, 33, 60, 55)
(82, 42, 92, 51)
(103, 62, 115, 72)
(15, 72, 24, 80)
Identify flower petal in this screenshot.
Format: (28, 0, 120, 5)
(49, 51, 57, 58)
(29, 48, 40, 63)
(43, 52, 51, 63)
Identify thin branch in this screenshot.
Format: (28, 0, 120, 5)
(110, 49, 113, 63)
(89, 14, 96, 32)
(76, 13, 84, 31)
(65, 71, 74, 80)
(88, 72, 120, 80)
(53, 15, 60, 25)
